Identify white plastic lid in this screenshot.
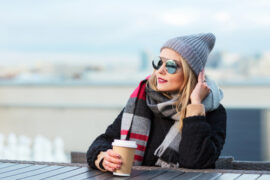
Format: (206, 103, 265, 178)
(112, 139, 137, 148)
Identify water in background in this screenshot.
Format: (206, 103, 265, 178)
(222, 108, 267, 161)
(0, 133, 68, 162)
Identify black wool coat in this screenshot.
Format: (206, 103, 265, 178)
(87, 104, 226, 169)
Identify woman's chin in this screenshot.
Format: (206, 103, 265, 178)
(157, 85, 179, 93)
(157, 85, 169, 92)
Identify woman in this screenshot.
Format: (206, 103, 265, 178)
(87, 33, 226, 171)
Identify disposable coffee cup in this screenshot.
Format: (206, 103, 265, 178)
(112, 139, 137, 176)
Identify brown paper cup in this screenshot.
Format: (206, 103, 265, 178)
(112, 140, 137, 176)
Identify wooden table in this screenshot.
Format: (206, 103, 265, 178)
(0, 160, 270, 180)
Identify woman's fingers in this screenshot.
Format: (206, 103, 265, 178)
(190, 70, 209, 104)
(103, 160, 113, 171)
(103, 149, 122, 172)
(202, 69, 206, 82)
(198, 71, 203, 83)
(107, 150, 122, 164)
(108, 149, 120, 158)
(203, 83, 210, 94)
(198, 70, 205, 83)
(103, 158, 121, 172)
(103, 157, 120, 172)
(106, 154, 122, 165)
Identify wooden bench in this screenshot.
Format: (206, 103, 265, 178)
(71, 151, 234, 168)
(71, 151, 270, 171)
(71, 151, 88, 164)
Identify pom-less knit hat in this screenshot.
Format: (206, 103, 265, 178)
(160, 33, 216, 76)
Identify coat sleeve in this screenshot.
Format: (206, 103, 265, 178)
(178, 104, 227, 169)
(86, 108, 124, 169)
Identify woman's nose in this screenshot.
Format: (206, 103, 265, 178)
(157, 63, 166, 74)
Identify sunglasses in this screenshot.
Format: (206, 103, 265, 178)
(152, 56, 181, 74)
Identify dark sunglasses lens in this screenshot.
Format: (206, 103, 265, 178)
(152, 57, 163, 70)
(166, 60, 177, 74)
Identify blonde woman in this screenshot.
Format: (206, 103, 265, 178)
(87, 33, 226, 171)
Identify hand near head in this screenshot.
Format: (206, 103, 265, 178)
(190, 70, 210, 104)
(102, 149, 122, 172)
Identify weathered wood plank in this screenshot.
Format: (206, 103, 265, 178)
(171, 172, 202, 179)
(215, 173, 242, 180)
(64, 169, 103, 179)
(107, 169, 147, 180)
(0, 164, 46, 179)
(256, 174, 270, 180)
(85, 172, 113, 180)
(0, 163, 32, 174)
(151, 169, 185, 180)
(0, 161, 270, 180)
(4, 166, 64, 180)
(22, 166, 79, 180)
(129, 169, 166, 180)
(45, 167, 90, 180)
(235, 174, 261, 180)
(193, 172, 222, 180)
(0, 163, 17, 169)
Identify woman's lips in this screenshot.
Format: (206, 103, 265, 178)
(158, 77, 168, 83)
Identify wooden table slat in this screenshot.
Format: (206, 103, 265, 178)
(0, 163, 17, 169)
(85, 172, 113, 180)
(22, 166, 80, 180)
(5, 166, 64, 180)
(151, 169, 185, 180)
(257, 174, 270, 180)
(193, 172, 222, 180)
(0, 164, 47, 179)
(129, 169, 167, 180)
(108, 169, 147, 180)
(171, 172, 202, 180)
(235, 174, 261, 180)
(214, 173, 242, 180)
(0, 163, 32, 174)
(62, 169, 103, 180)
(45, 167, 90, 180)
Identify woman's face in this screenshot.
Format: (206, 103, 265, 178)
(155, 48, 184, 92)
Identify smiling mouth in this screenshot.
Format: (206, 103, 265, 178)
(158, 77, 168, 83)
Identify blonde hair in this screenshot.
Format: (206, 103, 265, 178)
(147, 55, 197, 131)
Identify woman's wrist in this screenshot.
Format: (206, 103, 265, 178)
(185, 104, 205, 117)
(190, 98, 201, 105)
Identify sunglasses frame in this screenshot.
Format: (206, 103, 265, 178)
(152, 56, 181, 74)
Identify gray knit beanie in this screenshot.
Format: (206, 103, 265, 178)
(160, 33, 216, 76)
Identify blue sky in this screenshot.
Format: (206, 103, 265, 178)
(0, 0, 270, 65)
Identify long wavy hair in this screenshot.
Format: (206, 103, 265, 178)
(147, 51, 197, 131)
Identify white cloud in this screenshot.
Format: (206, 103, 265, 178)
(0, 0, 270, 56)
(245, 13, 270, 27)
(160, 10, 198, 26)
(214, 12, 232, 23)
(212, 11, 238, 31)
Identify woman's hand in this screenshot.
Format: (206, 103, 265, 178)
(102, 149, 122, 172)
(190, 70, 210, 104)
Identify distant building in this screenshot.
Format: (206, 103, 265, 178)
(207, 51, 222, 69)
(139, 50, 150, 72)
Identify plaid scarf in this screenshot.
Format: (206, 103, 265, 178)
(120, 76, 223, 167)
(120, 77, 180, 166)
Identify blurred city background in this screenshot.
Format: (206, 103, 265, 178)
(0, 0, 270, 162)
